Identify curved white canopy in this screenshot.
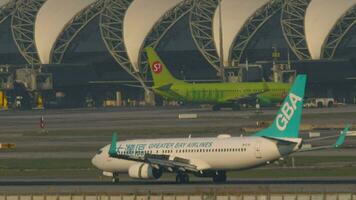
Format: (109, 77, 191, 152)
(0, 0, 10, 8)
(124, 0, 183, 71)
(213, 0, 269, 66)
(305, 0, 356, 59)
(35, 0, 96, 64)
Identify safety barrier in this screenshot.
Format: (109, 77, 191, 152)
(0, 193, 355, 200)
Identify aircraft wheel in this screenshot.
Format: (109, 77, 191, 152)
(176, 173, 189, 184)
(232, 104, 240, 111)
(182, 174, 189, 183)
(112, 172, 119, 184)
(112, 177, 119, 184)
(176, 174, 183, 184)
(213, 171, 226, 183)
(212, 105, 221, 111)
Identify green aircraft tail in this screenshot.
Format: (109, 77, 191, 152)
(109, 132, 117, 157)
(146, 47, 183, 87)
(255, 75, 307, 138)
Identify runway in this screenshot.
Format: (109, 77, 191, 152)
(0, 179, 356, 194)
(0, 106, 355, 160)
(0, 106, 355, 194)
(0, 105, 355, 134)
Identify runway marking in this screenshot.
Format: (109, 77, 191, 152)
(1, 179, 356, 186)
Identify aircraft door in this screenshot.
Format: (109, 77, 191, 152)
(255, 142, 262, 159)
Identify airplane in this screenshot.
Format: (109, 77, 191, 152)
(145, 47, 292, 110)
(91, 75, 350, 183)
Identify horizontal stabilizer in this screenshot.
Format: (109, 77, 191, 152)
(334, 124, 350, 148)
(298, 124, 350, 152)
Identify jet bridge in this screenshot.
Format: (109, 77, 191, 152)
(15, 68, 53, 91)
(0, 65, 14, 90)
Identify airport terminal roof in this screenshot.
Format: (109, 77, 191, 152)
(123, 0, 183, 71)
(0, 0, 10, 8)
(213, 0, 269, 66)
(305, 0, 356, 59)
(35, 0, 97, 64)
(4, 0, 356, 76)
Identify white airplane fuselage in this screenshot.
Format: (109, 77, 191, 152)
(92, 135, 301, 175)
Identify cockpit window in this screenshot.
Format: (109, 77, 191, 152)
(97, 150, 103, 155)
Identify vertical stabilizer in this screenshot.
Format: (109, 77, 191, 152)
(255, 75, 307, 138)
(146, 47, 182, 87)
(109, 132, 117, 157)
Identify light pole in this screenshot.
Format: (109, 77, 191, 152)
(218, 0, 225, 82)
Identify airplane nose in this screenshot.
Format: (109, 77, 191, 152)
(91, 155, 100, 168)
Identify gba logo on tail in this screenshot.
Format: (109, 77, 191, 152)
(152, 61, 163, 74)
(276, 93, 302, 131)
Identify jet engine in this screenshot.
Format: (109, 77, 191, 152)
(128, 163, 162, 179)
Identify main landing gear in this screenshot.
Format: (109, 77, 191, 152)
(212, 105, 221, 111)
(212, 171, 226, 183)
(176, 173, 189, 184)
(112, 172, 119, 183)
(232, 103, 241, 111)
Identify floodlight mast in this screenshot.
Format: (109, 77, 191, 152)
(218, 0, 225, 82)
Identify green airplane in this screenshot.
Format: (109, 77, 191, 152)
(146, 47, 291, 110)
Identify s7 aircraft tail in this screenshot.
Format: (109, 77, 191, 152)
(146, 47, 184, 87)
(255, 75, 307, 138)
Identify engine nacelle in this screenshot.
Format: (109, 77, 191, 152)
(128, 163, 162, 179)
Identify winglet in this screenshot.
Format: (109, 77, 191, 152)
(334, 124, 350, 148)
(109, 132, 118, 157)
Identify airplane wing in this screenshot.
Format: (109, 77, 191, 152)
(111, 153, 200, 172)
(297, 124, 349, 152)
(108, 133, 201, 173)
(123, 84, 153, 89)
(154, 84, 186, 100)
(155, 83, 173, 91)
(224, 89, 268, 104)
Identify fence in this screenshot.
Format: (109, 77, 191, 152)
(0, 193, 355, 200)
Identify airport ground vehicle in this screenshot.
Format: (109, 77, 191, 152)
(145, 48, 291, 110)
(91, 75, 349, 183)
(304, 98, 335, 108)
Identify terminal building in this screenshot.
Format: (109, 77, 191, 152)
(0, 0, 355, 108)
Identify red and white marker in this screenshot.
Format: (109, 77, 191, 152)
(40, 116, 45, 129)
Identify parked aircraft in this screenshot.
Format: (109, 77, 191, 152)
(146, 47, 291, 110)
(92, 75, 349, 183)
